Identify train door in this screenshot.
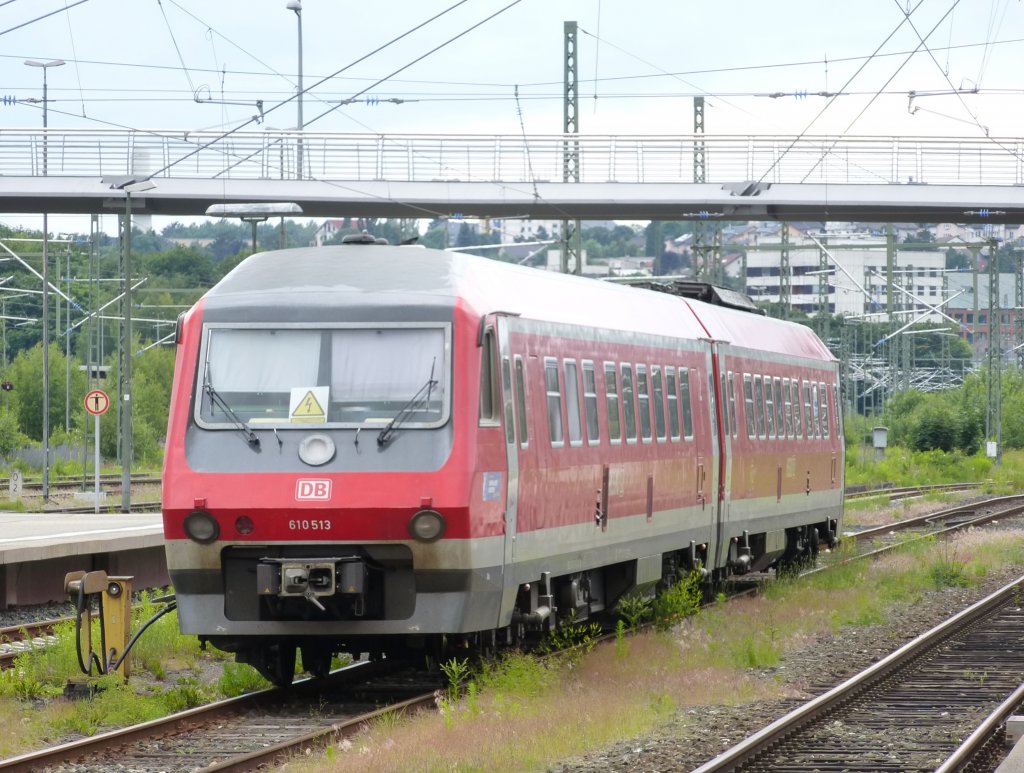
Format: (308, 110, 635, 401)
(697, 344, 722, 571)
(495, 315, 521, 621)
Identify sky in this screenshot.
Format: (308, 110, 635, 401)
(2, 0, 1023, 234)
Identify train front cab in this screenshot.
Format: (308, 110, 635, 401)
(162, 292, 514, 681)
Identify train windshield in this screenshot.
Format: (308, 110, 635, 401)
(196, 324, 450, 429)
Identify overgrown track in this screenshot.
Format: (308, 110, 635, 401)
(841, 493, 1024, 564)
(693, 574, 1024, 772)
(0, 659, 444, 773)
(0, 619, 62, 669)
(844, 481, 985, 502)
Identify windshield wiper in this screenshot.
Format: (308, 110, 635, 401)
(377, 360, 438, 448)
(203, 366, 261, 450)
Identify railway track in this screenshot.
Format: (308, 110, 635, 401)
(839, 493, 1024, 565)
(693, 573, 1024, 772)
(0, 619, 62, 669)
(844, 481, 986, 502)
(0, 659, 443, 773)
(4, 486, 1020, 768)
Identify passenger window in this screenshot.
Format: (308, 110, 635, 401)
(544, 357, 564, 446)
(772, 377, 783, 439)
(782, 377, 792, 438)
(791, 379, 802, 438)
(811, 382, 821, 438)
(652, 366, 666, 441)
(764, 375, 775, 438)
(479, 327, 500, 425)
(582, 361, 599, 445)
(604, 362, 621, 444)
(753, 375, 765, 438)
(743, 373, 755, 438)
(637, 365, 652, 442)
(719, 372, 730, 438)
(666, 367, 680, 440)
(564, 360, 583, 447)
(621, 364, 637, 442)
(820, 381, 830, 438)
(680, 368, 694, 439)
(515, 355, 529, 448)
(833, 384, 843, 437)
(803, 381, 813, 437)
(727, 372, 738, 438)
(501, 356, 515, 444)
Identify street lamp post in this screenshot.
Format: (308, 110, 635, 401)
(205, 203, 303, 254)
(102, 175, 156, 512)
(287, 0, 303, 179)
(25, 58, 65, 503)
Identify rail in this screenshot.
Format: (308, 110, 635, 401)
(693, 573, 1024, 771)
(4, 129, 1024, 186)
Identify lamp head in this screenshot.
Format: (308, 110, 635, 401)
(24, 59, 65, 69)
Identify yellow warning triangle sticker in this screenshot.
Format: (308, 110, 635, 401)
(291, 390, 326, 423)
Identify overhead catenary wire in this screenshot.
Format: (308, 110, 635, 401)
(0, 0, 91, 38)
(146, 0, 478, 178)
(8, 33, 1024, 105)
(757, 0, 930, 186)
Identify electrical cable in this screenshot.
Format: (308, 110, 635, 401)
(0, 0, 91, 37)
(156, 0, 199, 99)
(898, 0, 989, 134)
(62, 0, 88, 118)
(756, 0, 928, 186)
(800, 0, 965, 183)
(6, 34, 1024, 102)
(146, 0, 475, 178)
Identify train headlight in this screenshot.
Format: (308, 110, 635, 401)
(408, 509, 446, 542)
(183, 511, 220, 544)
(299, 434, 336, 466)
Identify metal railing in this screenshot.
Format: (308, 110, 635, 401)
(2, 129, 1023, 187)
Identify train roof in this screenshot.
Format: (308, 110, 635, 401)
(204, 245, 835, 364)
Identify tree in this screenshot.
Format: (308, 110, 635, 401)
(4, 342, 84, 442)
(141, 245, 217, 288)
(901, 229, 935, 250)
(945, 249, 970, 271)
(911, 404, 960, 452)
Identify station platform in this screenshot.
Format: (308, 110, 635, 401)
(0, 511, 167, 606)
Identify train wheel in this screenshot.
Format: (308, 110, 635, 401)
(301, 645, 333, 679)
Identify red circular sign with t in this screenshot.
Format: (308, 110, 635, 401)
(84, 389, 110, 416)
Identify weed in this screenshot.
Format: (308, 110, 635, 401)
(651, 571, 702, 630)
(160, 677, 212, 713)
(475, 650, 554, 701)
(371, 707, 403, 731)
(218, 661, 270, 697)
(439, 657, 471, 702)
(616, 592, 651, 630)
(929, 543, 971, 589)
(614, 619, 629, 659)
(466, 680, 480, 717)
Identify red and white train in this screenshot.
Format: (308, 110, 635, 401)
(162, 243, 844, 685)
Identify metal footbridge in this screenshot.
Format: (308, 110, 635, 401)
(3, 128, 1024, 222)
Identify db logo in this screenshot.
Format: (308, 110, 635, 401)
(295, 480, 332, 501)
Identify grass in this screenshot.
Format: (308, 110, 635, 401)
(281, 528, 1024, 773)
